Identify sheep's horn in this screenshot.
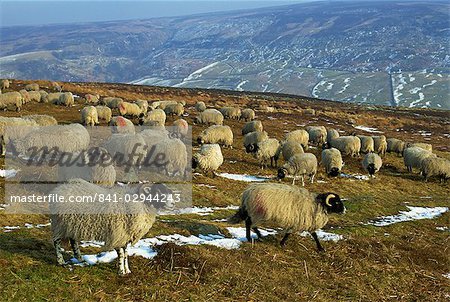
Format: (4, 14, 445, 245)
(325, 194, 335, 206)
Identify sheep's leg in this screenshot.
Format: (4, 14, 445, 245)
(69, 238, 82, 262)
(310, 173, 315, 184)
(116, 248, 126, 275)
(280, 232, 290, 247)
(292, 177, 296, 185)
(245, 217, 253, 242)
(270, 157, 274, 168)
(311, 232, 324, 252)
(54, 239, 65, 265)
(252, 227, 262, 240)
(124, 248, 131, 274)
(301, 176, 305, 187)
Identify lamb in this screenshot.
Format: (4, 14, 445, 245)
(403, 146, 436, 173)
(240, 108, 255, 122)
(195, 109, 224, 125)
(102, 97, 124, 109)
(321, 148, 343, 177)
(329, 136, 361, 157)
(252, 138, 281, 169)
(227, 183, 345, 250)
(23, 115, 58, 126)
(81, 106, 99, 127)
(85, 94, 100, 105)
(192, 144, 224, 177)
(406, 142, 432, 153)
(57, 147, 116, 187)
(0, 92, 23, 111)
(47, 92, 63, 104)
(244, 131, 268, 153)
(362, 152, 382, 177)
(25, 83, 40, 91)
(110, 116, 135, 134)
(119, 102, 142, 117)
(195, 101, 206, 112)
(1, 79, 10, 90)
(242, 120, 263, 136)
(19, 89, 30, 103)
(285, 129, 309, 150)
(57, 92, 74, 107)
(139, 108, 166, 126)
(135, 100, 149, 114)
(219, 106, 241, 120)
(281, 140, 304, 161)
(420, 157, 450, 183)
(95, 106, 112, 123)
(372, 135, 387, 156)
(306, 126, 327, 146)
(357, 135, 375, 154)
(28, 91, 42, 102)
(326, 128, 340, 145)
(197, 125, 233, 148)
(387, 138, 405, 156)
(164, 103, 184, 116)
(278, 153, 318, 186)
(50, 178, 173, 274)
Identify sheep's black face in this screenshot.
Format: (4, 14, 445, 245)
(367, 163, 376, 175)
(329, 168, 339, 177)
(197, 137, 203, 145)
(138, 118, 144, 126)
(318, 193, 345, 214)
(245, 144, 254, 153)
(139, 183, 174, 210)
(192, 158, 198, 170)
(277, 168, 286, 180)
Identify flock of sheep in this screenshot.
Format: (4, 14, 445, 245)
(0, 79, 449, 275)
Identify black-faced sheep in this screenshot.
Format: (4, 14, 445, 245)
(242, 120, 263, 136)
(81, 106, 99, 127)
(420, 157, 450, 183)
(197, 125, 233, 148)
(278, 153, 318, 186)
(252, 138, 281, 169)
(321, 148, 343, 177)
(195, 109, 224, 125)
(362, 152, 382, 177)
(240, 108, 255, 121)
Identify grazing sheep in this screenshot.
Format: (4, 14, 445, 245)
(321, 148, 343, 177)
(219, 106, 241, 120)
(39, 90, 49, 103)
(244, 131, 269, 153)
(102, 97, 124, 109)
(278, 153, 318, 186)
(240, 108, 255, 121)
(51, 81, 62, 92)
(57, 147, 116, 187)
(403, 146, 436, 173)
(387, 138, 405, 156)
(85, 94, 100, 105)
(329, 136, 361, 157)
(95, 106, 112, 123)
(406, 142, 433, 153)
(19, 89, 30, 103)
(372, 135, 387, 156)
(152, 100, 183, 110)
(326, 128, 340, 145)
(281, 140, 304, 161)
(357, 135, 375, 154)
(27, 91, 42, 102)
(172, 119, 189, 137)
(81, 106, 99, 127)
(110, 116, 135, 134)
(195, 101, 207, 112)
(118, 102, 142, 117)
(135, 100, 149, 114)
(0, 92, 23, 111)
(242, 120, 263, 136)
(192, 144, 223, 177)
(23, 115, 58, 126)
(25, 83, 40, 91)
(285, 129, 309, 150)
(253, 138, 281, 168)
(420, 157, 450, 183)
(57, 92, 74, 107)
(227, 183, 345, 250)
(140, 128, 169, 148)
(195, 109, 224, 125)
(1, 79, 10, 90)
(0, 116, 38, 155)
(47, 92, 63, 104)
(362, 152, 382, 177)
(149, 138, 187, 176)
(197, 125, 233, 148)
(50, 179, 172, 274)
(306, 126, 327, 146)
(102, 133, 146, 170)
(164, 103, 184, 116)
(139, 108, 166, 126)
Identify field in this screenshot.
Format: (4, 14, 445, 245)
(0, 80, 449, 301)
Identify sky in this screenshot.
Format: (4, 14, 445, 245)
(0, 0, 310, 27)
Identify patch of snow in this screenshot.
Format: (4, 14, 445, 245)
(443, 273, 450, 279)
(0, 169, 18, 178)
(340, 173, 370, 180)
(436, 226, 448, 231)
(300, 230, 344, 242)
(226, 227, 277, 241)
(353, 125, 383, 133)
(159, 205, 239, 216)
(422, 80, 437, 88)
(217, 173, 272, 182)
(368, 206, 448, 226)
(236, 80, 248, 91)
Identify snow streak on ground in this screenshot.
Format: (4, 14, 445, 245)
(217, 173, 272, 182)
(368, 206, 448, 226)
(353, 125, 383, 133)
(0, 169, 18, 178)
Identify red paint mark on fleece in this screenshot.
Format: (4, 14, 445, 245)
(117, 116, 127, 127)
(254, 193, 267, 217)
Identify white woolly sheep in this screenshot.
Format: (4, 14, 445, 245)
(172, 119, 189, 137)
(244, 131, 269, 153)
(135, 100, 149, 114)
(387, 138, 405, 156)
(242, 120, 263, 136)
(19, 89, 30, 103)
(195, 101, 206, 112)
(372, 135, 387, 156)
(326, 128, 340, 145)
(81, 106, 99, 127)
(148, 137, 187, 176)
(50, 179, 173, 274)
(57, 92, 74, 107)
(25, 83, 40, 91)
(110, 116, 135, 134)
(192, 144, 224, 177)
(39, 90, 49, 103)
(1, 79, 10, 90)
(406, 142, 432, 153)
(47, 92, 62, 104)
(253, 138, 281, 169)
(220, 107, 241, 120)
(403, 146, 436, 173)
(23, 115, 58, 126)
(197, 125, 233, 148)
(420, 157, 450, 183)
(85, 94, 100, 105)
(119, 102, 142, 117)
(306, 126, 327, 146)
(227, 183, 345, 250)
(95, 106, 112, 123)
(357, 135, 375, 154)
(321, 148, 343, 177)
(139, 108, 166, 126)
(102, 97, 124, 109)
(362, 152, 382, 177)
(240, 108, 255, 122)
(195, 109, 224, 125)
(278, 153, 318, 186)
(164, 103, 184, 116)
(102, 133, 146, 170)
(28, 91, 42, 102)
(281, 140, 304, 161)
(329, 136, 361, 157)
(0, 92, 23, 111)
(285, 129, 309, 150)
(0, 116, 38, 155)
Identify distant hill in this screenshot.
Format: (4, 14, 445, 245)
(0, 1, 449, 109)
